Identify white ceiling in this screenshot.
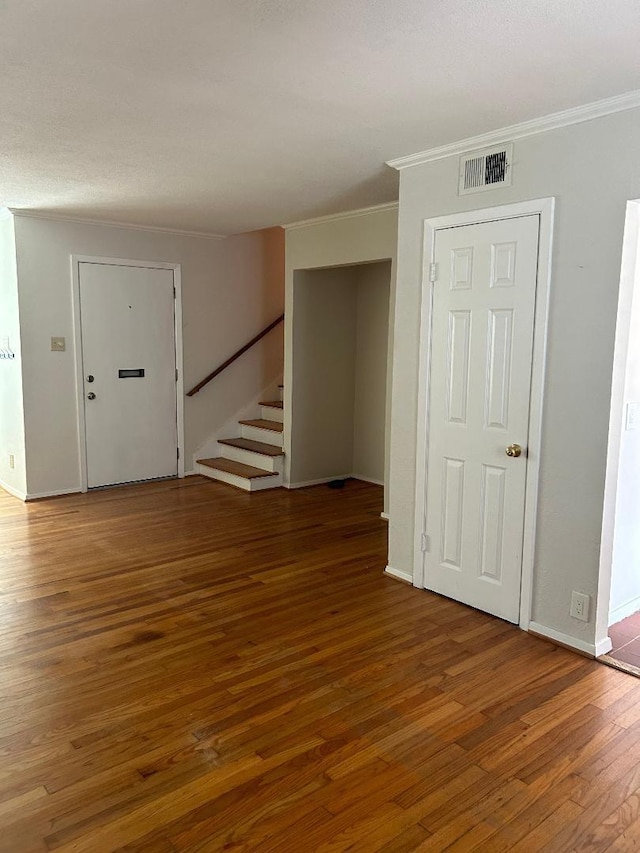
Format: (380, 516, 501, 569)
(1, 0, 639, 236)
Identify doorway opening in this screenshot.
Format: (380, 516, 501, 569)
(288, 259, 391, 496)
(598, 200, 640, 674)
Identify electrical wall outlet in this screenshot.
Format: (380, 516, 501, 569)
(570, 591, 590, 622)
(9, 454, 14, 469)
(50, 337, 66, 352)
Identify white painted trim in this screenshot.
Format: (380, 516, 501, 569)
(197, 463, 281, 492)
(9, 209, 226, 240)
(218, 443, 282, 474)
(173, 266, 186, 480)
(609, 595, 640, 628)
(387, 90, 640, 170)
(413, 198, 555, 631)
(384, 565, 413, 584)
(0, 478, 27, 501)
(285, 474, 384, 489)
(285, 475, 351, 489)
(528, 621, 605, 657)
(380, 511, 390, 521)
(352, 474, 384, 486)
(25, 487, 81, 501)
(596, 202, 640, 657)
(192, 376, 282, 469)
(240, 423, 285, 447)
(70, 255, 185, 493)
(596, 636, 614, 657)
(283, 202, 398, 231)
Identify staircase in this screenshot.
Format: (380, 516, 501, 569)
(196, 387, 284, 492)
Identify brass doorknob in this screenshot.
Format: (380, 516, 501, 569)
(505, 443, 522, 458)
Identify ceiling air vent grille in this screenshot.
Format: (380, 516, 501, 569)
(458, 143, 513, 195)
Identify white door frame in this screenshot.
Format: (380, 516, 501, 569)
(70, 255, 185, 492)
(413, 198, 555, 630)
(595, 200, 640, 653)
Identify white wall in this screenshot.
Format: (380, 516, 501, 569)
(284, 205, 397, 508)
(353, 262, 391, 484)
(608, 210, 640, 625)
(12, 215, 284, 497)
(389, 108, 640, 651)
(0, 212, 26, 497)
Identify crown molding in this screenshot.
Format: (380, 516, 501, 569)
(283, 201, 398, 231)
(387, 89, 640, 171)
(6, 209, 227, 240)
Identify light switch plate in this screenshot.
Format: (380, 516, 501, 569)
(51, 337, 66, 352)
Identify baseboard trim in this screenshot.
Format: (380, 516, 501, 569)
(0, 479, 27, 501)
(285, 475, 352, 489)
(609, 595, 640, 627)
(595, 635, 614, 657)
(286, 474, 385, 490)
(26, 487, 81, 501)
(384, 565, 413, 585)
(380, 511, 389, 521)
(352, 474, 384, 486)
(528, 621, 599, 658)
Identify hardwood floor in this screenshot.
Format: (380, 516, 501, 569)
(1, 477, 640, 851)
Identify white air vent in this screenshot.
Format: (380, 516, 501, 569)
(458, 143, 513, 195)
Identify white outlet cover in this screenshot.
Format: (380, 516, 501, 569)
(570, 591, 590, 622)
(51, 337, 66, 352)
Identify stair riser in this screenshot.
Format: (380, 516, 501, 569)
(197, 464, 282, 492)
(260, 406, 284, 423)
(241, 424, 284, 446)
(219, 444, 283, 473)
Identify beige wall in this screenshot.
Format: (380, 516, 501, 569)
(0, 212, 26, 497)
(389, 108, 640, 652)
(288, 260, 391, 485)
(290, 267, 357, 483)
(353, 262, 391, 484)
(284, 205, 397, 507)
(12, 215, 284, 496)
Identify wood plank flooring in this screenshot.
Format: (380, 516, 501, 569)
(1, 477, 640, 851)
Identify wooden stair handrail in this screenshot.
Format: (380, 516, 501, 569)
(186, 314, 284, 397)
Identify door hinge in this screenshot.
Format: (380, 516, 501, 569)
(175, 368, 178, 381)
(429, 262, 438, 283)
(421, 533, 430, 552)
(173, 285, 176, 299)
(177, 447, 180, 460)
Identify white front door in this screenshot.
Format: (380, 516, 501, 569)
(78, 262, 178, 488)
(423, 215, 540, 623)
